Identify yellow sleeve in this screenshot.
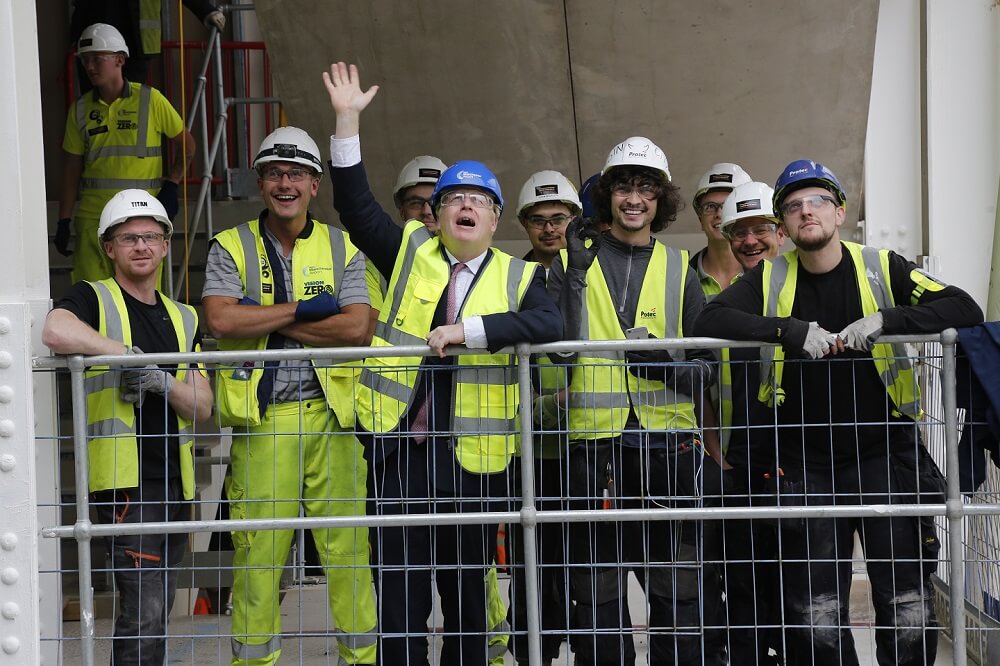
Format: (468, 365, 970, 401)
(62, 101, 85, 155)
(148, 86, 185, 139)
(365, 259, 385, 313)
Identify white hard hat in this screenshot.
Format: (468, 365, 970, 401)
(252, 127, 323, 174)
(393, 155, 447, 205)
(98, 189, 172, 240)
(720, 181, 780, 235)
(602, 136, 671, 181)
(517, 170, 582, 217)
(693, 163, 752, 206)
(78, 23, 129, 57)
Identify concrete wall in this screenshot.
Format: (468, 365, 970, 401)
(254, 0, 878, 252)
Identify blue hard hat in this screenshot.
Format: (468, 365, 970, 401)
(772, 159, 847, 215)
(431, 160, 504, 214)
(579, 173, 600, 219)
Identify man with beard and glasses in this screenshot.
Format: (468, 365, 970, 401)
(696, 159, 983, 666)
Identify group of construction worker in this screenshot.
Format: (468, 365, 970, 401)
(46, 37, 984, 666)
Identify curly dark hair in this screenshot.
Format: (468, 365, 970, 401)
(592, 166, 684, 233)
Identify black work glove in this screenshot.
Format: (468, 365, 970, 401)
(625, 335, 674, 381)
(565, 216, 601, 271)
(156, 180, 180, 220)
(54, 218, 73, 256)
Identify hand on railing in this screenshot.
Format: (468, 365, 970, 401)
(204, 11, 226, 31)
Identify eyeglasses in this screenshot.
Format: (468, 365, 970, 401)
(259, 166, 312, 183)
(524, 214, 571, 229)
(114, 232, 167, 247)
(611, 183, 661, 200)
(697, 201, 725, 216)
(440, 191, 495, 209)
(402, 196, 432, 210)
(780, 194, 837, 217)
(79, 53, 117, 66)
(725, 223, 778, 242)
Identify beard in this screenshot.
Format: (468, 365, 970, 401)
(792, 226, 836, 252)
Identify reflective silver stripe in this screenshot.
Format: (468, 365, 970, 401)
(359, 369, 411, 404)
(231, 635, 281, 660)
(374, 321, 425, 347)
(455, 366, 515, 386)
(662, 247, 686, 339)
(329, 226, 346, 296)
(759, 256, 790, 389)
(80, 177, 163, 190)
(579, 350, 622, 361)
(133, 85, 153, 157)
(91, 280, 125, 340)
(236, 223, 262, 303)
(138, 19, 160, 29)
(506, 257, 529, 307)
(383, 223, 433, 328)
(86, 144, 162, 161)
(569, 392, 630, 409)
(487, 619, 511, 658)
(87, 417, 132, 438)
(633, 386, 685, 408)
(83, 372, 118, 394)
(453, 415, 518, 433)
(332, 628, 378, 649)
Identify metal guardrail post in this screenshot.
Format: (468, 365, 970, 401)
(515, 342, 543, 666)
(68, 356, 96, 666)
(941, 328, 967, 665)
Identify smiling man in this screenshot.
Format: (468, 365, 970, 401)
(42, 189, 212, 665)
(696, 159, 983, 665)
(689, 163, 752, 300)
(202, 126, 377, 666)
(322, 61, 562, 666)
(546, 137, 724, 665)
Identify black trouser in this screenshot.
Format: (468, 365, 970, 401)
(366, 437, 513, 666)
(718, 465, 784, 665)
(567, 438, 718, 666)
(775, 446, 942, 666)
(92, 477, 188, 666)
(507, 454, 570, 663)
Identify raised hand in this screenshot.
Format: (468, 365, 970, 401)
(322, 62, 380, 119)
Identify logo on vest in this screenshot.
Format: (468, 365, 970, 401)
(639, 308, 657, 319)
(302, 281, 333, 296)
(117, 119, 137, 131)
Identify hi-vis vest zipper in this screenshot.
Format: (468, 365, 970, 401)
(355, 220, 536, 474)
(213, 217, 360, 428)
(757, 241, 920, 418)
(84, 278, 199, 499)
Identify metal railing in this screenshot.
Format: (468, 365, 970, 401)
(32, 332, 1000, 665)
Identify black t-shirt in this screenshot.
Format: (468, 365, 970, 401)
(54, 281, 203, 483)
(696, 243, 984, 469)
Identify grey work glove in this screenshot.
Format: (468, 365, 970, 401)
(204, 10, 226, 31)
(801, 321, 838, 359)
(565, 217, 601, 271)
(121, 346, 175, 404)
(119, 346, 141, 404)
(838, 312, 884, 352)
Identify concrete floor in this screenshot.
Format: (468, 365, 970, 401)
(60, 575, 957, 665)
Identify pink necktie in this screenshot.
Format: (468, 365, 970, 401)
(411, 262, 466, 442)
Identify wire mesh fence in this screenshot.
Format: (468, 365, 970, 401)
(32, 334, 1000, 665)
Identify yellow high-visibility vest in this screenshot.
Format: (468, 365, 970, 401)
(84, 278, 199, 499)
(757, 241, 920, 418)
(355, 220, 536, 474)
(565, 242, 698, 440)
(213, 217, 362, 427)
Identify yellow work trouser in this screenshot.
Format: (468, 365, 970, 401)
(227, 400, 377, 665)
(72, 215, 114, 284)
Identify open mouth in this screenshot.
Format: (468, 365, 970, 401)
(274, 194, 297, 202)
(621, 206, 645, 217)
(740, 247, 765, 257)
(456, 215, 476, 228)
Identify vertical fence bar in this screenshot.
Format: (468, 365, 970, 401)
(515, 343, 543, 665)
(68, 356, 96, 666)
(942, 328, 967, 664)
